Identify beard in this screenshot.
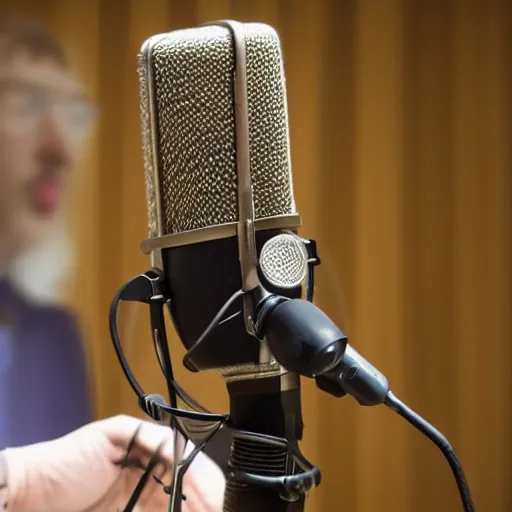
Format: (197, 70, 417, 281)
(6, 220, 74, 305)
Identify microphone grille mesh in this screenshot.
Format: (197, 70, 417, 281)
(138, 23, 296, 239)
(259, 233, 308, 289)
(138, 51, 158, 238)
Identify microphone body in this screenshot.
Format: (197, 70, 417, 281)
(138, 22, 311, 511)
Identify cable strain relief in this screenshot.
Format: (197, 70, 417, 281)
(139, 393, 167, 421)
(253, 294, 289, 339)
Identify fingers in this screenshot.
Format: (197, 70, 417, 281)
(99, 415, 225, 511)
(133, 463, 225, 512)
(120, 442, 169, 512)
(100, 415, 175, 462)
(184, 449, 226, 511)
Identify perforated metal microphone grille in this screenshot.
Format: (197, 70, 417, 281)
(138, 23, 297, 240)
(259, 233, 308, 289)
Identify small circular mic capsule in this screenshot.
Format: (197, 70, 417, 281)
(259, 233, 309, 289)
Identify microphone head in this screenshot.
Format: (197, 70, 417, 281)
(137, 21, 307, 379)
(138, 22, 300, 247)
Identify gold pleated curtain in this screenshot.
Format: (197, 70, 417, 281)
(3, 1, 510, 511)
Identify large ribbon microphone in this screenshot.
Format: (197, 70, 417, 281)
(109, 20, 476, 512)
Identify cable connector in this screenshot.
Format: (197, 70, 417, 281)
(139, 393, 168, 421)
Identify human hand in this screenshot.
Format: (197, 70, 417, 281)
(2, 414, 225, 511)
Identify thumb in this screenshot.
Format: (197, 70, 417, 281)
(183, 443, 226, 511)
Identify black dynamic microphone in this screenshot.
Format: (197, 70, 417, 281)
(255, 297, 475, 512)
(133, 20, 321, 512)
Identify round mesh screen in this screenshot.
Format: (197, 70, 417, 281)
(259, 233, 308, 289)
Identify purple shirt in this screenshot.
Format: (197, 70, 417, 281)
(0, 278, 92, 449)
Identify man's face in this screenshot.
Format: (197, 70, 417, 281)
(0, 50, 93, 256)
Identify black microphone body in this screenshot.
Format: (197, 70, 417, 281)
(163, 232, 301, 372)
(162, 233, 308, 512)
(163, 233, 306, 511)
(223, 377, 305, 512)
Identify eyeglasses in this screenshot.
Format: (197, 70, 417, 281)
(0, 78, 97, 142)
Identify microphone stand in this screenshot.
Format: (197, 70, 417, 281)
(223, 375, 309, 512)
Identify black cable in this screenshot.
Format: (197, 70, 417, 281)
(182, 288, 244, 372)
(109, 281, 144, 398)
(109, 275, 235, 423)
(122, 442, 165, 512)
(149, 301, 178, 408)
(108, 273, 232, 512)
(384, 391, 475, 512)
(306, 262, 315, 302)
(139, 394, 227, 422)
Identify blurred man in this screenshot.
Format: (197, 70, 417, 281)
(0, 15, 95, 448)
